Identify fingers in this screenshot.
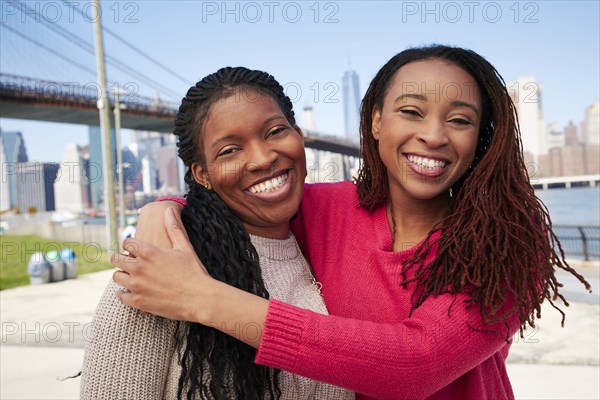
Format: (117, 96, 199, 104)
(115, 289, 134, 308)
(110, 250, 139, 273)
(121, 238, 142, 257)
(114, 283, 142, 312)
(112, 269, 131, 289)
(164, 207, 193, 252)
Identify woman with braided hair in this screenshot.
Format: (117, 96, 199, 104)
(113, 45, 591, 399)
(80, 67, 355, 399)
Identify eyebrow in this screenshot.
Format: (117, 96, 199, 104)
(210, 134, 238, 150)
(393, 93, 427, 103)
(393, 94, 480, 116)
(450, 100, 480, 117)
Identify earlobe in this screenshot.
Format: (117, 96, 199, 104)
(371, 107, 382, 140)
(191, 162, 208, 187)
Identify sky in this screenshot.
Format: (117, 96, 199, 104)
(1, 0, 599, 163)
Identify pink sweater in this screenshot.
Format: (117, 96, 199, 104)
(254, 181, 518, 400)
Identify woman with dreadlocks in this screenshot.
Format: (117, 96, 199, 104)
(113, 45, 591, 399)
(80, 67, 355, 399)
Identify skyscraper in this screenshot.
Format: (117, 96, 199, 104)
(156, 144, 180, 194)
(546, 122, 565, 150)
(303, 106, 315, 134)
(582, 101, 600, 146)
(0, 130, 28, 209)
(342, 69, 361, 143)
(15, 162, 59, 213)
(54, 143, 90, 213)
(564, 121, 578, 146)
(121, 146, 142, 193)
(131, 131, 164, 195)
(508, 77, 545, 159)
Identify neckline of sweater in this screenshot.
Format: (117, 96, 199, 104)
(249, 233, 299, 261)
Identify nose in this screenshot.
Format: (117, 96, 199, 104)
(416, 119, 449, 148)
(245, 140, 279, 173)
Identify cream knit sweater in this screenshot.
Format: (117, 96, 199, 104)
(80, 234, 354, 400)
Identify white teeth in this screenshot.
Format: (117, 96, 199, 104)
(407, 155, 446, 169)
(249, 172, 289, 194)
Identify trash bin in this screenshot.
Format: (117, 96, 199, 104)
(45, 250, 65, 282)
(27, 252, 51, 285)
(61, 248, 77, 279)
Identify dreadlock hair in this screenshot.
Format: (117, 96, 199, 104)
(173, 66, 296, 399)
(355, 44, 591, 338)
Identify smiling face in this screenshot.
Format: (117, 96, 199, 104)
(371, 59, 481, 205)
(191, 88, 306, 239)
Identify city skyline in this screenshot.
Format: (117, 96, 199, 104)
(1, 1, 599, 162)
(1, 96, 597, 215)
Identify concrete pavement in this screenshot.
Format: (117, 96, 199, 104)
(1, 269, 113, 400)
(1, 263, 599, 400)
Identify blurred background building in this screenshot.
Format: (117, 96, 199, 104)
(342, 67, 361, 144)
(509, 78, 599, 178)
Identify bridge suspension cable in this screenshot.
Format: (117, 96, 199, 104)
(6, 0, 184, 100)
(0, 22, 97, 76)
(65, 2, 191, 86)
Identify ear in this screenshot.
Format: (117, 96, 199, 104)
(371, 106, 382, 140)
(191, 162, 209, 187)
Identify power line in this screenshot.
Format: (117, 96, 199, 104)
(65, 1, 191, 86)
(9, 0, 182, 100)
(0, 22, 98, 77)
(103, 29, 191, 86)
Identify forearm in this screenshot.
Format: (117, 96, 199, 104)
(114, 205, 268, 349)
(255, 297, 519, 399)
(199, 279, 270, 348)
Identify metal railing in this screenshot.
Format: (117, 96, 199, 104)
(553, 225, 600, 261)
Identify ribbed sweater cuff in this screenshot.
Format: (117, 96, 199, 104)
(157, 197, 186, 206)
(255, 300, 308, 371)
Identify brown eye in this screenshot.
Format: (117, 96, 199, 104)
(217, 147, 239, 157)
(267, 126, 287, 137)
(449, 118, 471, 126)
(400, 109, 422, 118)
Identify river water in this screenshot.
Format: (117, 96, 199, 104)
(535, 186, 600, 227)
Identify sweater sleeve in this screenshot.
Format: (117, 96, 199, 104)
(80, 278, 178, 399)
(256, 294, 518, 400)
(158, 197, 187, 207)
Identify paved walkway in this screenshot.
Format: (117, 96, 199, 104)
(1, 263, 599, 399)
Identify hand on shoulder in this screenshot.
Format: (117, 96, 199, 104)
(134, 200, 184, 248)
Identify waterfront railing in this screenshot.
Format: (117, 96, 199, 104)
(554, 225, 600, 261)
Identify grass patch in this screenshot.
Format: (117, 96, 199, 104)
(0, 234, 113, 290)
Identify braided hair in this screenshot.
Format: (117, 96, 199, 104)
(173, 67, 295, 399)
(356, 45, 591, 338)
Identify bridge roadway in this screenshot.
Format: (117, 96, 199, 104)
(0, 74, 359, 157)
(531, 174, 600, 190)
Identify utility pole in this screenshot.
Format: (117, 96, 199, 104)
(113, 88, 126, 233)
(92, 0, 118, 256)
